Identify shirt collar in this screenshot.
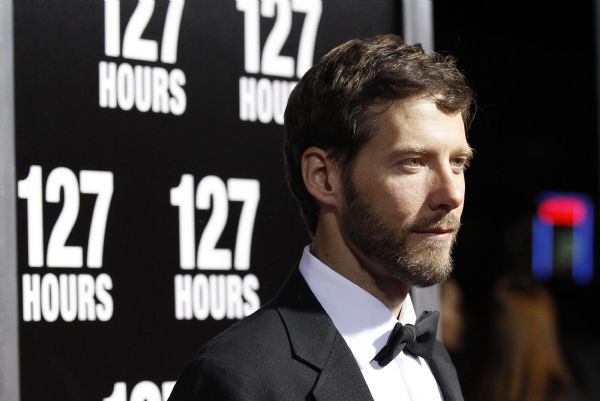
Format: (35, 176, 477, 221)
(298, 245, 417, 370)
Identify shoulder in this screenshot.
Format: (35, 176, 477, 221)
(168, 269, 324, 400)
(167, 305, 294, 401)
(200, 303, 290, 363)
(168, 352, 258, 401)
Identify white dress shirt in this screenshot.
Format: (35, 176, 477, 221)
(299, 246, 444, 401)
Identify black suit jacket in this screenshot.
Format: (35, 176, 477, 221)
(168, 268, 464, 401)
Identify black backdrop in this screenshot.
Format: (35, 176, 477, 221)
(13, 1, 600, 400)
(13, 1, 401, 400)
(434, 2, 600, 398)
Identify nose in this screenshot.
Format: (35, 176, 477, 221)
(428, 165, 464, 213)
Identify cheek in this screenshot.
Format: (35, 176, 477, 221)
(372, 180, 423, 220)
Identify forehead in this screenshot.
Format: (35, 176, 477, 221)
(368, 97, 469, 153)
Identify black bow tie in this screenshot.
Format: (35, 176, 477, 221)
(372, 310, 439, 367)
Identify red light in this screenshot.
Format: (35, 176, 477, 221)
(538, 196, 587, 226)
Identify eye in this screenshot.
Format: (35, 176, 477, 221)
(451, 157, 470, 172)
(403, 158, 424, 168)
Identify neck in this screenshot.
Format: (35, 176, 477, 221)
(311, 212, 410, 316)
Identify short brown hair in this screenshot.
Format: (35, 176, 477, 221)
(283, 34, 474, 235)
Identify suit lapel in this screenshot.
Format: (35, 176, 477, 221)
(427, 342, 464, 401)
(311, 333, 373, 401)
(273, 268, 464, 401)
(274, 268, 374, 401)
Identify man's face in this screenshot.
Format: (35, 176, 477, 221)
(340, 97, 472, 287)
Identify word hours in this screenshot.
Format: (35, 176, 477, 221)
(170, 175, 261, 321)
(237, 0, 322, 125)
(17, 166, 114, 322)
(100, 0, 187, 115)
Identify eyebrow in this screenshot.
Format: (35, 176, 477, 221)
(459, 146, 476, 160)
(388, 145, 476, 160)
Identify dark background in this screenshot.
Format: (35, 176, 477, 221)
(434, 1, 600, 398)
(11, 0, 600, 400)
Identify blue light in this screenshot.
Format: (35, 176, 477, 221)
(532, 216, 554, 281)
(531, 192, 594, 285)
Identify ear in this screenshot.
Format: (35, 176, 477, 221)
(301, 146, 343, 209)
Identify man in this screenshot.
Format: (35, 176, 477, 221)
(168, 34, 474, 401)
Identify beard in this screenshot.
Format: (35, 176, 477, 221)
(340, 175, 460, 287)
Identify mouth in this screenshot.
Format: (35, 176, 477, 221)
(408, 213, 461, 241)
(412, 227, 456, 239)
